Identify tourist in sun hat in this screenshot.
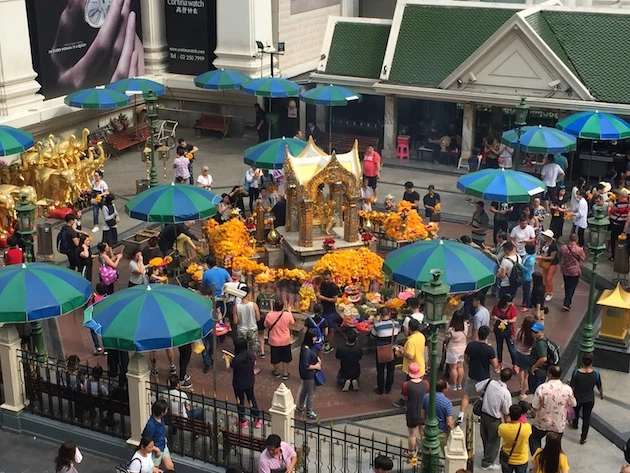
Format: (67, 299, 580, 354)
(402, 362, 429, 457)
(538, 229, 558, 302)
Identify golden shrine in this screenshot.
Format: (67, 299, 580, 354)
(282, 137, 361, 247)
(0, 128, 107, 240)
(594, 282, 630, 373)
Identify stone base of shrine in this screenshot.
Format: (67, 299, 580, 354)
(278, 226, 365, 270)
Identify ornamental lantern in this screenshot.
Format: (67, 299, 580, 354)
(421, 269, 450, 326)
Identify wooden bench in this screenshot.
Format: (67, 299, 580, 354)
(104, 123, 150, 156)
(318, 133, 380, 154)
(194, 113, 231, 138)
(221, 430, 266, 463)
(166, 413, 213, 437)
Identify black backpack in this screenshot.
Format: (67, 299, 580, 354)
(508, 255, 524, 287)
(56, 226, 71, 254)
(545, 338, 561, 366)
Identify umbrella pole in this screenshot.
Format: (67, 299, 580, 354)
(587, 140, 594, 183)
(211, 284, 219, 396)
(268, 98, 272, 141)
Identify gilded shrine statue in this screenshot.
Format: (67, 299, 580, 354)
(283, 137, 362, 247)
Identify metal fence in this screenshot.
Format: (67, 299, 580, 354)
(148, 382, 272, 472)
(19, 350, 130, 438)
(293, 421, 444, 473)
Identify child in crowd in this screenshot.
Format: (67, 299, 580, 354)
(87, 283, 108, 355)
(521, 243, 536, 311)
(304, 303, 328, 357)
(518, 400, 530, 423)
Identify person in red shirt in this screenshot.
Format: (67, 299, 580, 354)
(362, 146, 382, 199)
(4, 235, 23, 265)
(491, 294, 518, 373)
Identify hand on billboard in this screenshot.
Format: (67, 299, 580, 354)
(52, 0, 143, 90)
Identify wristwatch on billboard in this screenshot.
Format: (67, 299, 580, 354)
(85, 0, 112, 28)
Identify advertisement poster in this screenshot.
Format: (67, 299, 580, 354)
(26, 0, 143, 99)
(164, 0, 216, 75)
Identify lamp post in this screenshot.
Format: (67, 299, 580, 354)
(16, 194, 46, 357)
(513, 96, 529, 171)
(420, 269, 450, 473)
(145, 90, 159, 187)
(579, 205, 609, 365)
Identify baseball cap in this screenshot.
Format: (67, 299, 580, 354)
(531, 322, 545, 333)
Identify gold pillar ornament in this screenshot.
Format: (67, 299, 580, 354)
(344, 201, 359, 242)
(255, 199, 265, 243)
(299, 200, 314, 247)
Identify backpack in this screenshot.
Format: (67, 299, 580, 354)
(115, 457, 142, 473)
(508, 255, 524, 287)
(308, 317, 325, 350)
(544, 338, 561, 366)
(56, 226, 71, 254)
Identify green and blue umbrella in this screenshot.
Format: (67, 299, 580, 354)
(64, 87, 130, 109)
(106, 77, 166, 97)
(299, 85, 362, 106)
(0, 263, 91, 322)
(457, 168, 546, 203)
(194, 69, 250, 90)
(501, 125, 576, 154)
(383, 239, 497, 293)
(240, 77, 300, 98)
(84, 285, 214, 351)
(556, 111, 630, 140)
(0, 125, 35, 156)
(244, 137, 317, 169)
(125, 183, 220, 223)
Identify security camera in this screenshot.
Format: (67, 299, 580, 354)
(468, 72, 477, 83)
(224, 285, 247, 299)
(456, 78, 463, 88)
(548, 79, 561, 88)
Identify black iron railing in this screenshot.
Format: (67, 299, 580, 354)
(19, 350, 130, 438)
(293, 420, 444, 473)
(148, 382, 271, 471)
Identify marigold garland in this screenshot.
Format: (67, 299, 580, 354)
(231, 256, 269, 275)
(208, 218, 255, 266)
(276, 268, 310, 282)
(299, 282, 316, 312)
(202, 219, 220, 239)
(312, 247, 384, 289)
(254, 270, 276, 284)
(383, 201, 429, 241)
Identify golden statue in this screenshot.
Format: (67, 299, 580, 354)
(0, 193, 16, 237)
(0, 185, 37, 206)
(320, 201, 335, 235)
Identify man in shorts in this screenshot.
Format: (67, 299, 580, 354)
(362, 146, 382, 199)
(142, 399, 175, 471)
(316, 270, 340, 354)
(458, 325, 499, 425)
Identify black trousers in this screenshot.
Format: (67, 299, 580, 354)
(529, 426, 562, 455)
(563, 274, 580, 307)
(493, 220, 508, 244)
(178, 343, 192, 381)
(107, 350, 129, 387)
(574, 401, 594, 440)
(248, 188, 260, 213)
(376, 357, 395, 394)
(234, 386, 260, 420)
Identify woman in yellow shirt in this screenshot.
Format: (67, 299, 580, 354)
(532, 432, 569, 473)
(498, 405, 532, 473)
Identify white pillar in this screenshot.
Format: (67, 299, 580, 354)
(341, 0, 360, 16)
(141, 0, 168, 75)
(214, 0, 274, 78)
(0, 0, 43, 116)
(461, 102, 476, 160)
(444, 426, 469, 473)
(383, 94, 397, 158)
(0, 325, 25, 413)
(126, 352, 151, 446)
(268, 383, 296, 445)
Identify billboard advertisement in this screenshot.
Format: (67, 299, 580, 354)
(164, 0, 216, 75)
(26, 0, 143, 99)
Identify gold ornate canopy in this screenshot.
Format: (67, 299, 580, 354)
(283, 137, 362, 247)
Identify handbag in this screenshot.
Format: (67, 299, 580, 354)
(115, 457, 141, 473)
(538, 259, 552, 270)
(315, 369, 325, 386)
(566, 405, 576, 422)
(270, 452, 287, 473)
(499, 424, 522, 469)
(99, 257, 118, 285)
(472, 378, 493, 416)
(376, 321, 395, 364)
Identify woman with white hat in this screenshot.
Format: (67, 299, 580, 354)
(537, 229, 558, 302)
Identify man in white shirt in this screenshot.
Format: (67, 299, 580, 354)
(541, 155, 565, 208)
(497, 242, 521, 299)
(510, 216, 536, 256)
(166, 375, 203, 420)
(245, 166, 261, 213)
(476, 368, 513, 470)
(472, 294, 490, 341)
(572, 189, 588, 247)
(498, 143, 513, 169)
(402, 296, 424, 336)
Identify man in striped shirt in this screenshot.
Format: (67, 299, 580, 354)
(421, 379, 454, 454)
(371, 307, 401, 395)
(612, 189, 630, 260)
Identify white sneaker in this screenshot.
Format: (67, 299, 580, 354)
(481, 464, 501, 470)
(545, 294, 553, 302)
(92, 226, 99, 233)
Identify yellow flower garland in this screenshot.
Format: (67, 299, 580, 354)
(312, 247, 383, 289)
(383, 201, 429, 241)
(208, 219, 255, 266)
(232, 256, 269, 275)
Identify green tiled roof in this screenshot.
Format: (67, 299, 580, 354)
(528, 11, 630, 104)
(325, 22, 391, 79)
(389, 5, 516, 86)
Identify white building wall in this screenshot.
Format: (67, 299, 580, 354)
(275, 0, 341, 77)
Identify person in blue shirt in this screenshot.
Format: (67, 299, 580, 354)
(421, 379, 454, 455)
(142, 399, 175, 471)
(201, 255, 231, 317)
(521, 243, 536, 311)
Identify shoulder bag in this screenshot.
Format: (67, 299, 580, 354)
(499, 424, 522, 469)
(376, 321, 395, 363)
(472, 378, 493, 416)
(98, 256, 118, 285)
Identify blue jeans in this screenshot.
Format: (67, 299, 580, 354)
(522, 280, 532, 308)
(495, 330, 517, 366)
(502, 463, 528, 473)
(189, 407, 204, 421)
(93, 204, 100, 225)
(90, 329, 101, 349)
(202, 333, 214, 367)
(528, 371, 546, 395)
